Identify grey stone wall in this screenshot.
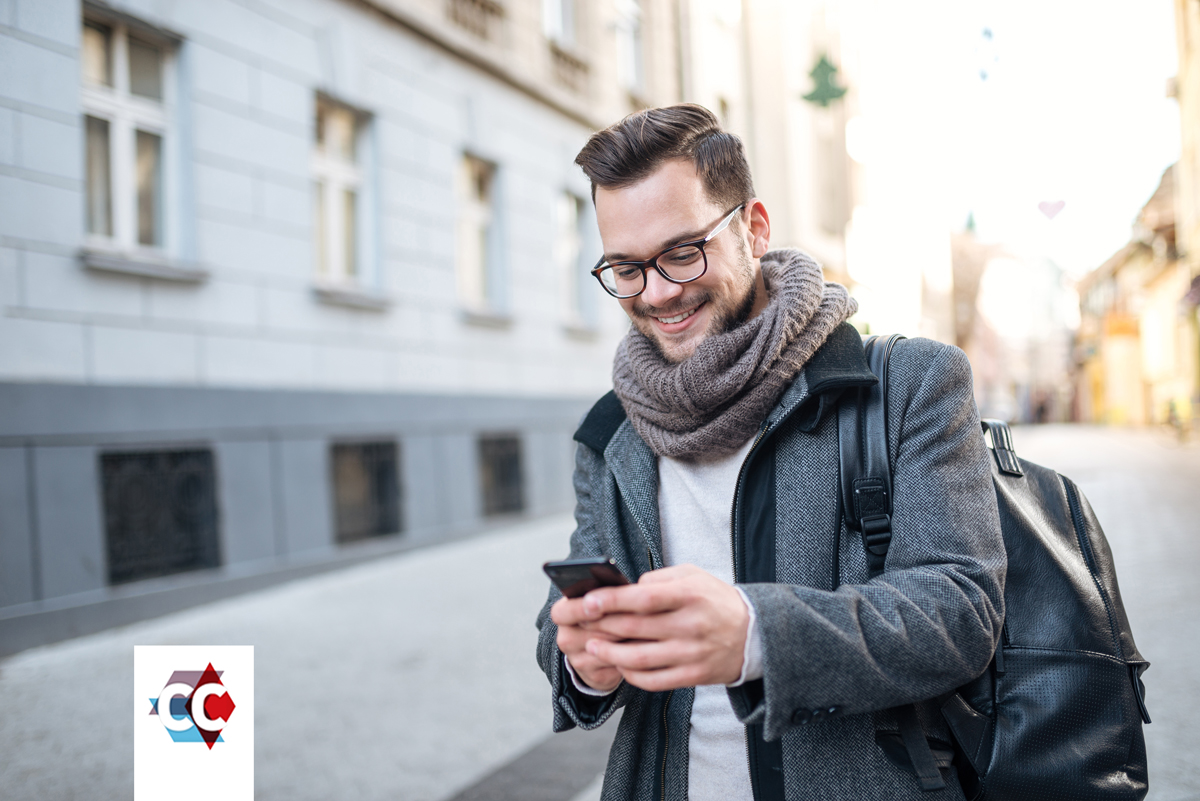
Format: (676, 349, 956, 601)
(0, 381, 592, 612)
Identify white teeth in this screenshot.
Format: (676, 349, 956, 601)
(656, 308, 696, 325)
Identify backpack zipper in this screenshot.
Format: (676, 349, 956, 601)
(1060, 475, 1123, 659)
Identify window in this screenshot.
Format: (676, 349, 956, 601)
(101, 449, 221, 585)
(313, 97, 364, 284)
(543, 0, 576, 47)
(456, 154, 502, 312)
(615, 0, 645, 95)
(448, 0, 505, 40)
(330, 441, 401, 543)
(80, 18, 171, 252)
(555, 192, 596, 327)
(478, 434, 524, 516)
(545, 0, 588, 91)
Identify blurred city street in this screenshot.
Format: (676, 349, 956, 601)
(0, 424, 1196, 801)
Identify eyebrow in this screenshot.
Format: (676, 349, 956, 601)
(604, 226, 709, 263)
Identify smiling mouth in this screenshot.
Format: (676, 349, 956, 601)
(655, 306, 699, 325)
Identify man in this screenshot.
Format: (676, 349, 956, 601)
(535, 104, 1005, 801)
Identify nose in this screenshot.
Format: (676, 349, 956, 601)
(639, 265, 684, 309)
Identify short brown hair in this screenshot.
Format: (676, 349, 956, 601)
(574, 104, 754, 210)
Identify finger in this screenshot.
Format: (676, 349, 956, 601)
(558, 627, 623, 655)
(582, 583, 687, 618)
(586, 636, 698, 672)
(568, 657, 623, 693)
(619, 665, 706, 693)
(586, 611, 682, 641)
(550, 597, 594, 626)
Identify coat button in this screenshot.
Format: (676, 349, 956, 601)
(810, 708, 826, 722)
(827, 706, 840, 717)
(791, 709, 811, 725)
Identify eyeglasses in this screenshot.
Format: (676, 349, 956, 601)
(590, 204, 746, 299)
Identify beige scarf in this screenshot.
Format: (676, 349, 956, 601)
(611, 249, 857, 460)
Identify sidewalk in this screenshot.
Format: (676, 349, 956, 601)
(3, 425, 1196, 800)
(0, 513, 606, 801)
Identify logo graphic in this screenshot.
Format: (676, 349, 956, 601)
(148, 662, 237, 749)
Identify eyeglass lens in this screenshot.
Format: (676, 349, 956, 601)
(597, 244, 707, 297)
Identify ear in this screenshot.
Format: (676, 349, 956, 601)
(745, 199, 770, 258)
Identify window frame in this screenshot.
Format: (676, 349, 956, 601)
(477, 433, 525, 517)
(455, 153, 508, 317)
(542, 0, 577, 48)
(555, 190, 599, 330)
(614, 0, 646, 96)
(329, 439, 403, 543)
(79, 15, 177, 258)
(312, 95, 367, 287)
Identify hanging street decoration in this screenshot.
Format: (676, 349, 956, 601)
(802, 54, 848, 108)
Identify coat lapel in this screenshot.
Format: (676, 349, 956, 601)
(604, 419, 665, 569)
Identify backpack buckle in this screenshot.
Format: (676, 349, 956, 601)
(861, 515, 892, 555)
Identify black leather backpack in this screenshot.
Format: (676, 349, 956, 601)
(839, 334, 1151, 800)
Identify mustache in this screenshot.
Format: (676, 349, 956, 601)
(631, 292, 711, 319)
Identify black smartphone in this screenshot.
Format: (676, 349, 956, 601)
(543, 556, 630, 598)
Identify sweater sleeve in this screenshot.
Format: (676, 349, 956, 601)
(728, 341, 1006, 741)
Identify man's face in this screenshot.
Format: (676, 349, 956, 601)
(594, 160, 769, 363)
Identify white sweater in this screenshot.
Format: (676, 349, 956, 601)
(566, 437, 763, 800)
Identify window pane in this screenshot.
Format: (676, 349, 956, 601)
(136, 130, 162, 246)
(331, 442, 401, 543)
(101, 449, 221, 585)
(478, 435, 524, 516)
(332, 106, 356, 161)
(316, 100, 357, 162)
(616, 0, 645, 92)
(85, 116, 112, 237)
(456, 156, 495, 308)
(82, 22, 112, 87)
(343, 189, 357, 278)
(314, 181, 327, 276)
(556, 193, 583, 313)
(129, 37, 163, 100)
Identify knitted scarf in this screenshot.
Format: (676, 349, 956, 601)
(611, 248, 857, 460)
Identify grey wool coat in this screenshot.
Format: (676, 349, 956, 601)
(535, 325, 1007, 801)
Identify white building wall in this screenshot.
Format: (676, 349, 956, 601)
(0, 0, 630, 398)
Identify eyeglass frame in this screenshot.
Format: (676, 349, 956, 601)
(589, 203, 747, 299)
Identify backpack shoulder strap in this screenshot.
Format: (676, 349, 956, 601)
(838, 334, 948, 793)
(838, 333, 905, 576)
(839, 333, 951, 793)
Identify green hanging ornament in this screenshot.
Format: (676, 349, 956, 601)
(802, 54, 848, 107)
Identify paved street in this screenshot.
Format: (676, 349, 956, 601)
(0, 425, 1197, 800)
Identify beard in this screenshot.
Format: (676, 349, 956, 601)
(630, 247, 759, 363)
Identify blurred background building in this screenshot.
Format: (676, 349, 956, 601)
(1072, 0, 1200, 430)
(0, 0, 1193, 642)
(1, 0, 678, 627)
(0, 0, 876, 634)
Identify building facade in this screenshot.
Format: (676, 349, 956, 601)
(0, 0, 871, 648)
(1075, 166, 1199, 429)
(1074, 0, 1200, 431)
(0, 0, 690, 638)
(1172, 0, 1200, 427)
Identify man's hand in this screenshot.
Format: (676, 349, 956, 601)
(552, 596, 625, 693)
(560, 565, 750, 693)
